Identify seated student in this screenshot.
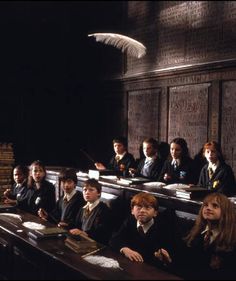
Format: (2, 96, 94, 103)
(69, 178, 113, 245)
(129, 138, 164, 180)
(109, 192, 174, 266)
(95, 136, 136, 176)
(3, 165, 29, 205)
(177, 193, 236, 280)
(198, 141, 236, 196)
(38, 168, 85, 229)
(18, 160, 56, 215)
(158, 138, 197, 185)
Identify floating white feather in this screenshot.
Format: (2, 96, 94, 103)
(83, 255, 122, 270)
(88, 33, 146, 59)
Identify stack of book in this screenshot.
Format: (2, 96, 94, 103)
(0, 143, 15, 199)
(65, 236, 104, 257)
(117, 177, 150, 186)
(176, 186, 210, 200)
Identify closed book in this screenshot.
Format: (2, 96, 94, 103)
(28, 227, 67, 240)
(65, 236, 104, 256)
(117, 177, 150, 185)
(0, 204, 17, 212)
(176, 186, 210, 199)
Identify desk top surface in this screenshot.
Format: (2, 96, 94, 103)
(0, 210, 182, 280)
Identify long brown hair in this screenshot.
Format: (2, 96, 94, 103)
(185, 193, 236, 252)
(28, 160, 46, 188)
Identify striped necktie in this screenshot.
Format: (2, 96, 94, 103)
(208, 167, 214, 179)
(115, 155, 120, 163)
(142, 159, 153, 177)
(204, 230, 213, 248)
(84, 206, 91, 218)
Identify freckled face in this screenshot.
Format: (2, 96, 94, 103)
(132, 204, 157, 224)
(204, 148, 218, 164)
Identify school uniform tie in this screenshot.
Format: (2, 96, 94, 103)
(61, 198, 69, 221)
(115, 155, 120, 163)
(138, 225, 145, 237)
(204, 230, 213, 248)
(142, 159, 153, 177)
(173, 160, 178, 171)
(84, 206, 91, 218)
(208, 167, 214, 179)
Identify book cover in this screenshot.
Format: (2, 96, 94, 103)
(65, 236, 104, 256)
(176, 186, 210, 199)
(117, 177, 150, 185)
(28, 227, 67, 240)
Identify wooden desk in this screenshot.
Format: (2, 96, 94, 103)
(0, 210, 182, 280)
(76, 175, 202, 217)
(46, 168, 202, 217)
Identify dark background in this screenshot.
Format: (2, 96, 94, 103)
(0, 1, 124, 170)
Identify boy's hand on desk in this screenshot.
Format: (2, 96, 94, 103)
(94, 162, 106, 170)
(69, 228, 88, 237)
(38, 208, 48, 220)
(121, 247, 144, 262)
(4, 198, 16, 205)
(58, 222, 68, 228)
(129, 168, 136, 177)
(3, 189, 11, 198)
(154, 248, 172, 265)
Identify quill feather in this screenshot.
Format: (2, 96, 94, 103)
(88, 33, 146, 59)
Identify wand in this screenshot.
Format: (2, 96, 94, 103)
(80, 149, 96, 165)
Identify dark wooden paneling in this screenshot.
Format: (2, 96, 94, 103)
(168, 83, 210, 158)
(221, 80, 236, 175)
(128, 89, 161, 159)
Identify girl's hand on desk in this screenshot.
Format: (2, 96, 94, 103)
(121, 247, 144, 262)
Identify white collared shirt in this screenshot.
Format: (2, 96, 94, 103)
(171, 159, 180, 166)
(208, 161, 219, 173)
(115, 152, 127, 161)
(145, 155, 156, 165)
(63, 189, 77, 202)
(83, 199, 100, 212)
(137, 218, 154, 234)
